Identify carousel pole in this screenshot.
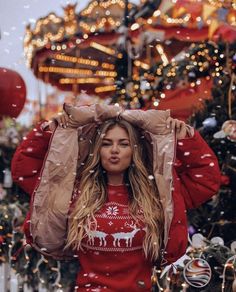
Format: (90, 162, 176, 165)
(35, 61, 43, 120)
(37, 74, 43, 120)
(72, 47, 80, 100)
(124, 0, 132, 80)
(124, 0, 129, 27)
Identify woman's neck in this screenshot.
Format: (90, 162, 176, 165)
(107, 173, 124, 186)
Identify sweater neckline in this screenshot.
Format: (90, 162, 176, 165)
(107, 183, 128, 204)
(107, 183, 127, 192)
(107, 184, 128, 193)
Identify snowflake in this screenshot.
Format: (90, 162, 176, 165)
(106, 206, 119, 216)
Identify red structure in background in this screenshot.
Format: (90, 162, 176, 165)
(151, 78, 213, 121)
(0, 68, 26, 119)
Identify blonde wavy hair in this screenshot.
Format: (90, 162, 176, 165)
(66, 119, 164, 261)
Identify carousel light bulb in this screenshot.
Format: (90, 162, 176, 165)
(131, 23, 140, 31)
(153, 9, 161, 17)
(184, 15, 190, 21)
(95, 85, 116, 93)
(90, 42, 116, 56)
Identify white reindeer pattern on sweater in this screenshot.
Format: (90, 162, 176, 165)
(82, 202, 146, 252)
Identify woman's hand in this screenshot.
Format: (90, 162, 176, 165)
(48, 111, 70, 131)
(166, 117, 188, 140)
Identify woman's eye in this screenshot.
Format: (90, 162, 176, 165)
(101, 142, 130, 147)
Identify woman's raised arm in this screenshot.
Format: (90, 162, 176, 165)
(11, 121, 52, 195)
(174, 130, 221, 209)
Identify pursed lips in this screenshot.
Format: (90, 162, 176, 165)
(109, 157, 120, 163)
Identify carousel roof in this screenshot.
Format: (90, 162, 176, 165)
(24, 0, 236, 97)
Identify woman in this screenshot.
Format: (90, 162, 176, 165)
(11, 103, 221, 291)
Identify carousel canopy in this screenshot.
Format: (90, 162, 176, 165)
(24, 0, 236, 99)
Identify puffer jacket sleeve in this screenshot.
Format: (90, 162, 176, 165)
(26, 124, 82, 260)
(174, 130, 221, 209)
(11, 121, 52, 195)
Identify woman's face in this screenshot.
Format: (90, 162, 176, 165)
(100, 125, 133, 176)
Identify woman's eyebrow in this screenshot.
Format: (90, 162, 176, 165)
(102, 138, 130, 141)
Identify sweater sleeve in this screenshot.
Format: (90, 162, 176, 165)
(174, 130, 221, 209)
(11, 121, 52, 195)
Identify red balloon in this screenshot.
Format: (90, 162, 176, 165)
(0, 67, 26, 118)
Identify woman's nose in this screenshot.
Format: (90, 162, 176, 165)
(111, 144, 119, 153)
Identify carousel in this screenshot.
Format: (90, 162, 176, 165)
(23, 0, 236, 119)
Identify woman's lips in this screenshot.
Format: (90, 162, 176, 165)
(109, 157, 120, 163)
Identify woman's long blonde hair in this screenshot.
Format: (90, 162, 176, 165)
(66, 119, 164, 261)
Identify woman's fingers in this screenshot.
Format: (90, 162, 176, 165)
(166, 117, 170, 129)
(51, 111, 70, 128)
(61, 112, 69, 127)
(57, 113, 64, 127)
(177, 122, 187, 139)
(167, 117, 183, 130)
(166, 117, 177, 131)
(176, 119, 182, 131)
(166, 117, 187, 139)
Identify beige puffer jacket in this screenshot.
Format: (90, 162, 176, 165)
(29, 104, 220, 266)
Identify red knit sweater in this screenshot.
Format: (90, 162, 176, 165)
(76, 184, 152, 291)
